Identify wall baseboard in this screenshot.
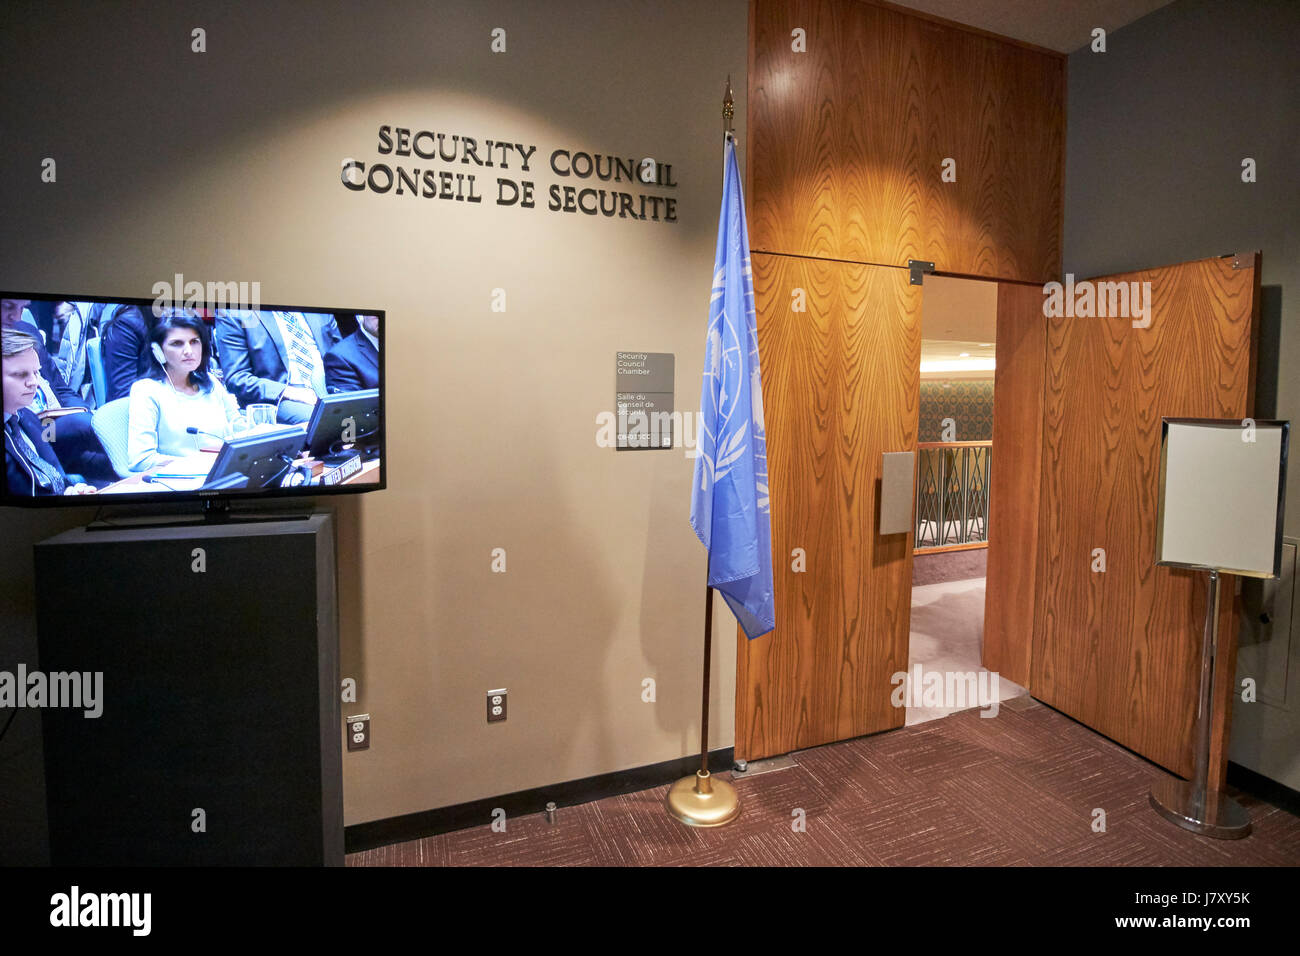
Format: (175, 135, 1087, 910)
(344, 747, 736, 854)
(1227, 761, 1300, 819)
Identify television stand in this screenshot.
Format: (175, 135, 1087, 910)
(200, 498, 315, 525)
(204, 497, 232, 522)
(84, 499, 316, 531)
(34, 513, 343, 865)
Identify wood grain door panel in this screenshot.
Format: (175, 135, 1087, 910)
(1033, 254, 1259, 782)
(982, 282, 1046, 688)
(736, 253, 920, 760)
(749, 0, 1064, 284)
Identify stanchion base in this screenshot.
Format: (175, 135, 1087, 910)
(665, 770, 741, 827)
(1149, 777, 1251, 839)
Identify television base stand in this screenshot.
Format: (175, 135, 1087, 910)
(197, 498, 315, 525)
(84, 499, 316, 531)
(34, 513, 342, 865)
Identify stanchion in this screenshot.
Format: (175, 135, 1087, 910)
(1148, 569, 1251, 838)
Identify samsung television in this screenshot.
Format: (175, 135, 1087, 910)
(1, 291, 386, 507)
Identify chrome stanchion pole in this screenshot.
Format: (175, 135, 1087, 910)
(1148, 569, 1251, 838)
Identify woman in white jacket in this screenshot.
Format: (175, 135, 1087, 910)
(127, 311, 243, 472)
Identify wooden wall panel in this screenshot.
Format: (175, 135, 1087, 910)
(736, 253, 920, 760)
(982, 282, 1046, 688)
(1033, 255, 1258, 781)
(748, 0, 924, 270)
(749, 0, 1063, 284)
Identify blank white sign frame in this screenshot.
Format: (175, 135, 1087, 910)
(1155, 418, 1290, 578)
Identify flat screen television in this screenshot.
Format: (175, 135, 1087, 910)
(1, 291, 385, 507)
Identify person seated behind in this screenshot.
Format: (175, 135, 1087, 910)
(50, 300, 95, 400)
(324, 314, 380, 393)
(99, 302, 155, 403)
(3, 328, 95, 496)
(2, 298, 83, 409)
(127, 311, 243, 473)
(214, 309, 341, 424)
(2, 298, 116, 484)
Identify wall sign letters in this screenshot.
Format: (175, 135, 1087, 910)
(341, 125, 679, 223)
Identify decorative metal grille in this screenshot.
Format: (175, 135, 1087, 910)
(913, 442, 991, 550)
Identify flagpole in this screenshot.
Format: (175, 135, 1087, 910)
(699, 583, 713, 777)
(665, 77, 743, 828)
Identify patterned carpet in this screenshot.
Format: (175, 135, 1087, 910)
(912, 547, 988, 586)
(347, 697, 1300, 866)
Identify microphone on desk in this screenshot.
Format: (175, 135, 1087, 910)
(185, 426, 226, 443)
(141, 474, 180, 491)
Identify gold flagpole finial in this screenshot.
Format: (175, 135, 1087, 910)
(723, 75, 735, 140)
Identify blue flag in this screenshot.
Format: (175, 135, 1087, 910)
(690, 136, 775, 640)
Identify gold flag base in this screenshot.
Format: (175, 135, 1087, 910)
(665, 770, 741, 827)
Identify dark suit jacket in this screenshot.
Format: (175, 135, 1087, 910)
(5, 408, 69, 497)
(214, 311, 341, 407)
(100, 305, 153, 403)
(324, 330, 379, 393)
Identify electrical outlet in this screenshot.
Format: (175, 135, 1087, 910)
(347, 713, 370, 751)
(487, 689, 507, 723)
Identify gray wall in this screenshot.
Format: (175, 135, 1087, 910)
(1064, 0, 1299, 788)
(0, 0, 747, 863)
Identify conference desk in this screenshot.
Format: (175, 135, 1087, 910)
(100, 451, 381, 494)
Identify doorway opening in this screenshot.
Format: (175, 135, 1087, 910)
(906, 275, 1027, 725)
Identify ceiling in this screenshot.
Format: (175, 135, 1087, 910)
(920, 340, 996, 379)
(886, 0, 1177, 53)
(921, 339, 996, 365)
(921, 274, 998, 343)
(920, 274, 998, 378)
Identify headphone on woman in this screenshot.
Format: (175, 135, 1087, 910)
(151, 340, 184, 398)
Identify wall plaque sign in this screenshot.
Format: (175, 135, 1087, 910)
(616, 352, 674, 450)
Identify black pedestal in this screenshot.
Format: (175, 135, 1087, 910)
(33, 514, 343, 865)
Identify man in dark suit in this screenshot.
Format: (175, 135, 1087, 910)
(1, 300, 115, 485)
(324, 314, 380, 393)
(99, 303, 154, 402)
(214, 310, 341, 424)
(2, 298, 80, 406)
(3, 327, 96, 496)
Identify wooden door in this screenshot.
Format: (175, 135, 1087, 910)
(740, 0, 1065, 762)
(1032, 253, 1259, 785)
(735, 255, 921, 761)
(983, 282, 1047, 688)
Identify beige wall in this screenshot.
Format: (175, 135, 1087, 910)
(0, 0, 749, 853)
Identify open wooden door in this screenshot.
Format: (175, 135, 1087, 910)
(1031, 252, 1260, 788)
(735, 255, 921, 761)
(983, 282, 1047, 688)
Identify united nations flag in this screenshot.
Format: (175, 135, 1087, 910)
(689, 135, 775, 640)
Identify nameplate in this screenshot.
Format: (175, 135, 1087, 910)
(322, 454, 363, 486)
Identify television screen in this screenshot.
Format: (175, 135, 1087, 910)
(1, 292, 385, 505)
